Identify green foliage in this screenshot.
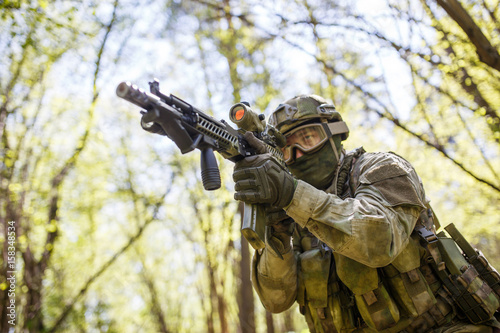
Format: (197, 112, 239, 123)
(1, 0, 498, 332)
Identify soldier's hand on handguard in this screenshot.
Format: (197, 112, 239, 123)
(233, 132, 297, 209)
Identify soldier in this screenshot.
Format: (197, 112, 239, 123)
(233, 95, 500, 332)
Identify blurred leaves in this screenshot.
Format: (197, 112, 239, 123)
(0, 0, 499, 332)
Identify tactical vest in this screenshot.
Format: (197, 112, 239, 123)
(295, 149, 500, 333)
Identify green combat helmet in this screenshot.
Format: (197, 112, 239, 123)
(269, 94, 349, 140)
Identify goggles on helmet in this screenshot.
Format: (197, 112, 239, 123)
(281, 120, 349, 165)
(281, 124, 329, 164)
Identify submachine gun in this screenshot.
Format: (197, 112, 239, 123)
(116, 79, 287, 251)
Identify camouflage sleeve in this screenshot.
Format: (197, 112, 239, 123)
(284, 152, 427, 268)
(251, 235, 298, 313)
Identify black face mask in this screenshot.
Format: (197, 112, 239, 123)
(288, 138, 340, 190)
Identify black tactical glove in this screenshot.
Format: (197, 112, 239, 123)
(233, 134, 296, 208)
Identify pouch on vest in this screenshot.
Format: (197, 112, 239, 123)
(444, 223, 500, 301)
(299, 248, 333, 333)
(335, 253, 400, 331)
(298, 246, 358, 333)
(383, 236, 437, 319)
(329, 268, 358, 332)
(299, 248, 331, 310)
(422, 225, 500, 324)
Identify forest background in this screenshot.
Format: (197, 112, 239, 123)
(1, 0, 499, 332)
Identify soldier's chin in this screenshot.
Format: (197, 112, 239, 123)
(289, 150, 336, 190)
(299, 171, 333, 190)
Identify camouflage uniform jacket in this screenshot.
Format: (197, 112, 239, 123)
(251, 148, 478, 332)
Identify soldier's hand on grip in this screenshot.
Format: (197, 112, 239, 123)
(233, 133, 296, 209)
(265, 206, 294, 235)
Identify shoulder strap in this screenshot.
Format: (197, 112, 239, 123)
(335, 147, 365, 198)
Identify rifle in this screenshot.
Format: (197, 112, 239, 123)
(116, 79, 287, 251)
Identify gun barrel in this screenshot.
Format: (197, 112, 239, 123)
(116, 81, 161, 110)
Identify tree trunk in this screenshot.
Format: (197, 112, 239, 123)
(217, 285, 229, 333)
(266, 311, 275, 333)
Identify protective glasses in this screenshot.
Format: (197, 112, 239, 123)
(281, 121, 349, 165)
(281, 124, 329, 164)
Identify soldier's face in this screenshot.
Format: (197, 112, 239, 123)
(282, 124, 328, 165)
